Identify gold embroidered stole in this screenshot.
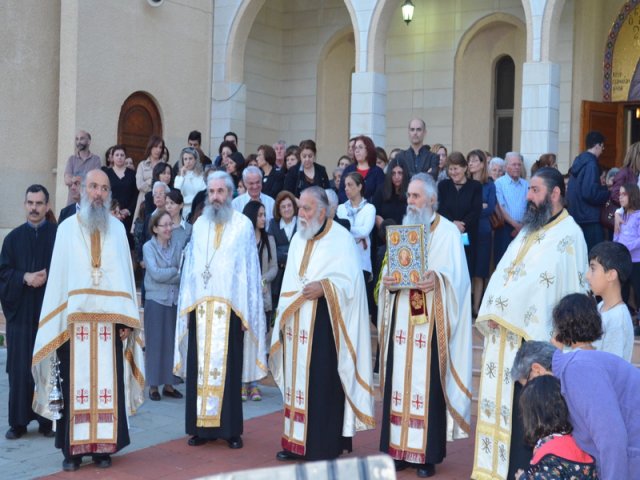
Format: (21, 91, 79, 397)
(69, 321, 118, 455)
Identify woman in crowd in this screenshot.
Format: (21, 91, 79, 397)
(241, 201, 277, 402)
(226, 152, 245, 190)
(614, 183, 640, 318)
(215, 140, 237, 168)
(489, 157, 506, 180)
(530, 153, 558, 176)
(104, 145, 138, 243)
(338, 135, 385, 203)
(610, 141, 640, 207)
(437, 151, 482, 277)
(257, 144, 284, 198)
(376, 147, 389, 172)
(372, 157, 408, 227)
(388, 148, 403, 162)
(515, 375, 597, 480)
(144, 162, 174, 217)
(432, 143, 449, 183)
(268, 191, 298, 311)
(329, 167, 343, 193)
(174, 147, 206, 221)
(165, 189, 192, 248)
(134, 135, 166, 224)
(337, 155, 352, 170)
(283, 145, 301, 173)
(337, 172, 376, 311)
(283, 139, 329, 196)
(104, 145, 116, 168)
(467, 149, 496, 316)
(143, 209, 183, 401)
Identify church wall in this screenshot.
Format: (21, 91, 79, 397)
(383, 0, 526, 153)
(60, 0, 213, 208)
(554, 0, 574, 172)
(0, 1, 61, 238)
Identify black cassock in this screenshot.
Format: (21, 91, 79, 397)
(185, 310, 244, 440)
(0, 221, 56, 430)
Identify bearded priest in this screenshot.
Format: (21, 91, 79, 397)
(32, 169, 145, 472)
(174, 171, 267, 449)
(270, 186, 375, 462)
(377, 173, 473, 478)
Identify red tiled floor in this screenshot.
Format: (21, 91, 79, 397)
(40, 408, 476, 479)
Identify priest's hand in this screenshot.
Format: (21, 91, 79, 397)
(382, 275, 400, 292)
(119, 327, 132, 341)
(302, 281, 324, 300)
(415, 271, 435, 293)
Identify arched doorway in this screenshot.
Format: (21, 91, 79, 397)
(117, 92, 162, 165)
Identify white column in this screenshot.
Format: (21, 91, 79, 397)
(519, 61, 560, 169)
(350, 71, 387, 146)
(210, 82, 246, 153)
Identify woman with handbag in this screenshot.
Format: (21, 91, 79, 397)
(468, 149, 497, 316)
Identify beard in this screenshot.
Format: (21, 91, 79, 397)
(78, 191, 111, 234)
(522, 194, 553, 232)
(297, 214, 323, 240)
(203, 197, 233, 225)
(402, 205, 432, 245)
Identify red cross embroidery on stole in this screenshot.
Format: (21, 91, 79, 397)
(395, 330, 406, 345)
(392, 391, 402, 406)
(414, 333, 426, 349)
(75, 326, 88, 342)
(285, 388, 291, 403)
(295, 390, 304, 405)
(412, 394, 424, 410)
(99, 388, 112, 404)
(99, 326, 111, 342)
(76, 389, 88, 404)
(286, 327, 293, 341)
(299, 330, 308, 345)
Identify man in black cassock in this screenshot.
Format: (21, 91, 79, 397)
(0, 185, 56, 440)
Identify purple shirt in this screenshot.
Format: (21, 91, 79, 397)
(552, 348, 640, 480)
(613, 210, 640, 262)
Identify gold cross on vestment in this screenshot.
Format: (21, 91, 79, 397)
(212, 368, 221, 380)
(214, 306, 225, 318)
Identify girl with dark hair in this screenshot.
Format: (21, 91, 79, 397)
(284, 145, 301, 173)
(338, 135, 385, 203)
(614, 182, 640, 316)
(165, 189, 192, 249)
(104, 145, 137, 243)
(515, 376, 597, 479)
(216, 140, 238, 168)
(283, 140, 329, 196)
(257, 144, 284, 198)
(241, 201, 277, 402)
(372, 157, 408, 227)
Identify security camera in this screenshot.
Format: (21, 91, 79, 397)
(147, 0, 164, 7)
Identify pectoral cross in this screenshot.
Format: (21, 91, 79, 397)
(91, 267, 102, 286)
(202, 267, 212, 288)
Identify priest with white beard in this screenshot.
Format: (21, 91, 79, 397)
(174, 171, 267, 449)
(269, 187, 375, 462)
(471, 168, 588, 480)
(32, 169, 145, 472)
(377, 173, 473, 478)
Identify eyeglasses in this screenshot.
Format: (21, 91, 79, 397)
(156, 223, 173, 228)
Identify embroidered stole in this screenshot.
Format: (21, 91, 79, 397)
(69, 322, 118, 455)
(386, 288, 439, 464)
(194, 299, 231, 427)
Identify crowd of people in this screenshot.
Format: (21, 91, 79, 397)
(1, 121, 640, 479)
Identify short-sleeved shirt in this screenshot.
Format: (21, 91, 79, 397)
(495, 175, 528, 223)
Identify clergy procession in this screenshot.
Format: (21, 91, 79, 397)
(3, 124, 640, 480)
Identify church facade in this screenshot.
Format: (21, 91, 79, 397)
(2, 0, 638, 238)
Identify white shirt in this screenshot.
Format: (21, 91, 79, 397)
(336, 200, 376, 273)
(280, 216, 297, 241)
(231, 192, 275, 223)
(593, 301, 634, 362)
(174, 171, 206, 220)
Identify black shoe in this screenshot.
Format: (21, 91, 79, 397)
(62, 458, 81, 472)
(276, 450, 303, 461)
(92, 455, 112, 468)
(38, 426, 55, 438)
(417, 463, 435, 478)
(227, 436, 243, 449)
(188, 435, 207, 446)
(162, 387, 183, 399)
(149, 390, 161, 401)
(5, 426, 26, 440)
(394, 460, 409, 471)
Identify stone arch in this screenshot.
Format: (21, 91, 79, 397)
(368, 0, 395, 73)
(453, 13, 526, 153)
(541, 0, 567, 62)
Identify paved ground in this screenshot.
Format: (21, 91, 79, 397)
(0, 346, 475, 480)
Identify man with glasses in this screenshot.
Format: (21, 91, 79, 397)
(567, 130, 610, 251)
(32, 169, 145, 472)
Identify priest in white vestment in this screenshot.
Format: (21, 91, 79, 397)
(377, 173, 473, 478)
(471, 168, 588, 480)
(32, 170, 145, 472)
(269, 187, 375, 461)
(174, 171, 267, 449)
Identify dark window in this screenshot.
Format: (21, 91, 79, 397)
(494, 56, 515, 157)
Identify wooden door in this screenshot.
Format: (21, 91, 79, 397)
(580, 101, 623, 169)
(117, 92, 162, 166)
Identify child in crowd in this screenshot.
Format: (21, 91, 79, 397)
(515, 375, 598, 480)
(587, 241, 634, 361)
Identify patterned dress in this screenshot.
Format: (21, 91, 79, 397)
(523, 433, 598, 479)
